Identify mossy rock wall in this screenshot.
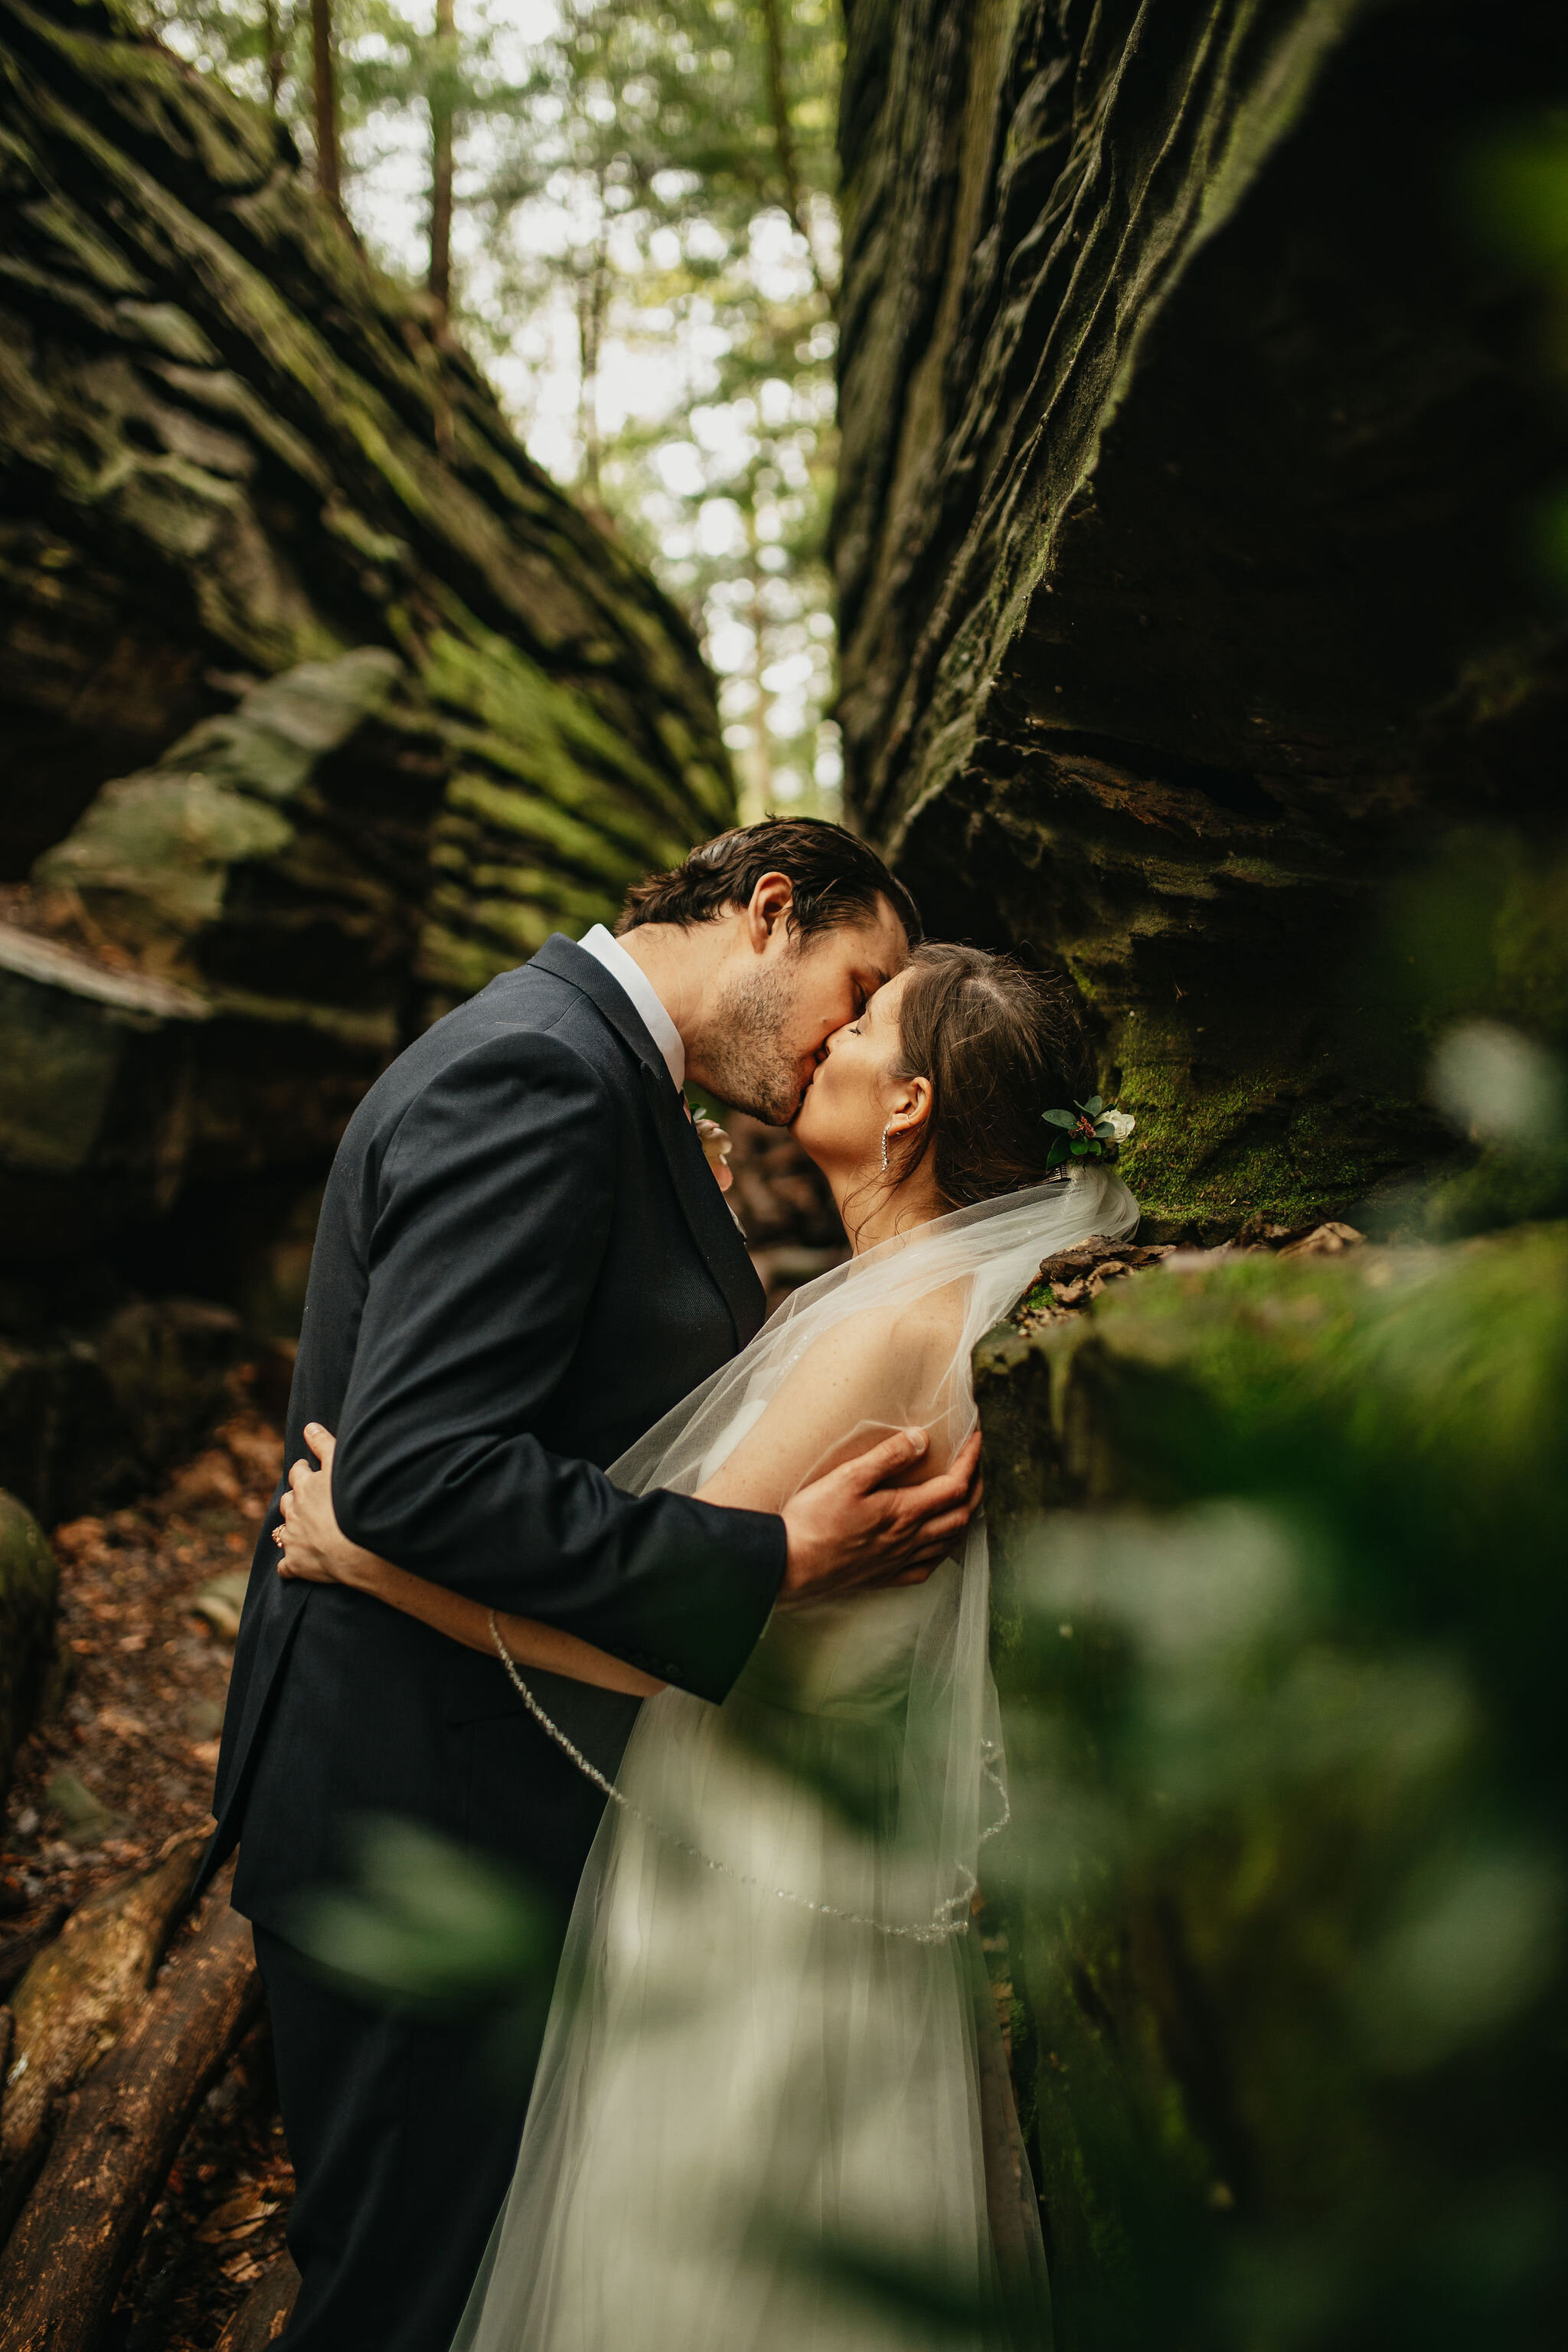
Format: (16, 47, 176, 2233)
(835, 0, 1568, 1233)
(974, 1226, 1568, 2345)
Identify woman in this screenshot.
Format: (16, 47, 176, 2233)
(277, 943, 1139, 2351)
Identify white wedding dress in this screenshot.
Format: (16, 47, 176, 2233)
(452, 1168, 1138, 2352)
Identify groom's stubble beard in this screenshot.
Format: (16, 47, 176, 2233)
(696, 959, 809, 1126)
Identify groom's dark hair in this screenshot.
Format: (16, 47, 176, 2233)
(616, 818, 922, 945)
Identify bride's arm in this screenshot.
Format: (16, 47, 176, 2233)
(358, 1558, 664, 1697)
(276, 1440, 663, 1697)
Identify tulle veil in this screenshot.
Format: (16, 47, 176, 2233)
(453, 1161, 1138, 2351)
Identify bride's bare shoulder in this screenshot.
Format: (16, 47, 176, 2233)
(700, 1282, 969, 1510)
(789, 1281, 966, 1392)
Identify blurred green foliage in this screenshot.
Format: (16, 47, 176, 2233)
(1372, 831, 1568, 1234)
(985, 1223, 1567, 2350)
(288, 1813, 561, 2079)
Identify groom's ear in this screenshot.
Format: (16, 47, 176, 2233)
(744, 871, 795, 949)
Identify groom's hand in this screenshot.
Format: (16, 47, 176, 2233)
(776, 1429, 983, 1605)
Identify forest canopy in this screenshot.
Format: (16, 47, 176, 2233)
(136, 0, 845, 818)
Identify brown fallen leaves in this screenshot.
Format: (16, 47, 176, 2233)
(1014, 1223, 1367, 1331)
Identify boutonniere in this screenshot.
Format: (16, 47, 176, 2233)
(1043, 1096, 1135, 1169)
(693, 1112, 734, 1193)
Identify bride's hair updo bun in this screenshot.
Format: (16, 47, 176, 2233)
(887, 943, 1099, 1210)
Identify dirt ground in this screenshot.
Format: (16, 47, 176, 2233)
(0, 1378, 294, 2350)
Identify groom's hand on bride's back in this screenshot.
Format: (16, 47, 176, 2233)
(776, 1429, 983, 1604)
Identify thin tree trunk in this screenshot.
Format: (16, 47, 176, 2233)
(759, 0, 835, 311)
(744, 526, 774, 822)
(428, 0, 456, 327)
(263, 0, 286, 115)
(310, 0, 342, 213)
(577, 225, 608, 501)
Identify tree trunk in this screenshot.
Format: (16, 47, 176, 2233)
(576, 224, 609, 502)
(743, 532, 774, 823)
(263, 0, 286, 115)
(833, 0, 1568, 1235)
(759, 0, 833, 310)
(0, 1871, 261, 2352)
(428, 0, 456, 329)
(309, 0, 342, 214)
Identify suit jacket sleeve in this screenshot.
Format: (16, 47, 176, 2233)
(328, 1027, 784, 1703)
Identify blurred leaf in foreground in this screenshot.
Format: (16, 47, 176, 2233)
(983, 1223, 1568, 2350)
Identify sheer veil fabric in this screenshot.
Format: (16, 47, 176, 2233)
(452, 1165, 1139, 2352)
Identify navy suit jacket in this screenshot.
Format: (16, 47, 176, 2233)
(204, 934, 784, 1927)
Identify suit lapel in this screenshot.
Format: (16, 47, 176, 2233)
(530, 933, 765, 1345)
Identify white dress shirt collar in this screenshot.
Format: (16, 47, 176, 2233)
(576, 923, 686, 1093)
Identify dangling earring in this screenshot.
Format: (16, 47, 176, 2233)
(880, 1125, 893, 1174)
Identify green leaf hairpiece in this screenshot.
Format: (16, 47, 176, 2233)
(1043, 1098, 1135, 1170)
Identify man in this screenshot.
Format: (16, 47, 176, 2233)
(204, 819, 982, 2350)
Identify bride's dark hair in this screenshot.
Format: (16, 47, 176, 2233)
(886, 943, 1098, 1210)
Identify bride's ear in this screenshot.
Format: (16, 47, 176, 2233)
(883, 1073, 933, 1144)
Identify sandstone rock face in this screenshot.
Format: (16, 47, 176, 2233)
(836, 0, 1568, 1233)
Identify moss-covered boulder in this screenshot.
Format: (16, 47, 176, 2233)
(975, 1227, 1568, 2347)
(0, 0, 733, 997)
(0, 1488, 58, 1811)
(836, 0, 1568, 1233)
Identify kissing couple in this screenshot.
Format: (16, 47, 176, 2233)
(201, 818, 1138, 2350)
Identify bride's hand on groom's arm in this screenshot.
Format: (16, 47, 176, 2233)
(775, 1429, 982, 1607)
(274, 1427, 387, 1592)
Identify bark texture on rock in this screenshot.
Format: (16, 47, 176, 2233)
(835, 0, 1568, 1233)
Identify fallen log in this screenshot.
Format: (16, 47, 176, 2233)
(216, 2256, 301, 2351)
(0, 1906, 69, 2005)
(0, 1829, 204, 2187)
(0, 1868, 260, 2352)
